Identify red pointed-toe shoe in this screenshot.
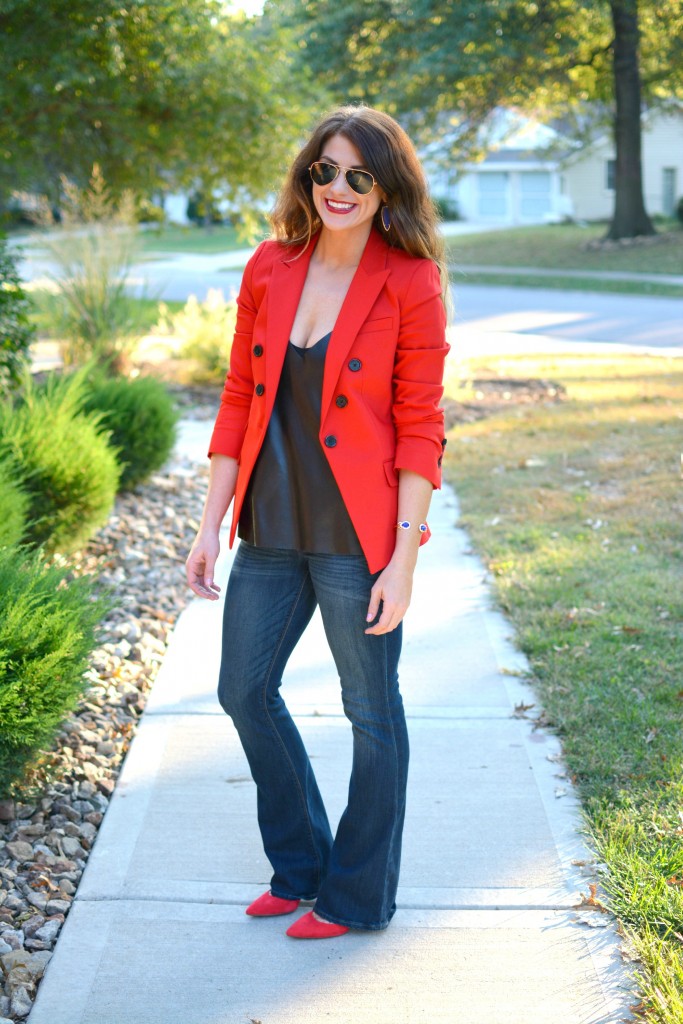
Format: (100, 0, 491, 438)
(286, 911, 349, 939)
(245, 891, 301, 917)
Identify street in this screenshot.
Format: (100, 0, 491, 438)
(18, 244, 683, 354)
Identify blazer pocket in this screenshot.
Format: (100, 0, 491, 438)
(359, 316, 394, 334)
(383, 459, 399, 487)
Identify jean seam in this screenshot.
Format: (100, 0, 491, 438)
(260, 567, 324, 892)
(383, 631, 402, 922)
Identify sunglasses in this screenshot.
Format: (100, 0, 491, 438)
(308, 160, 377, 196)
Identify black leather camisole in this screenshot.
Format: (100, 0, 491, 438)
(238, 332, 363, 555)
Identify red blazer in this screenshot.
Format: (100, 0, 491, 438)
(208, 227, 449, 574)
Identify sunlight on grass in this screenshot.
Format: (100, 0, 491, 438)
(443, 350, 683, 1024)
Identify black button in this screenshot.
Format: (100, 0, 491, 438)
(438, 456, 443, 467)
(324, 435, 337, 448)
(348, 358, 362, 372)
(253, 344, 263, 357)
(441, 438, 448, 448)
(255, 383, 265, 396)
(335, 395, 348, 408)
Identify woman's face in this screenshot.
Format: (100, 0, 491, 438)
(311, 133, 386, 237)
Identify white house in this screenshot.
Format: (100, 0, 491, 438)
(427, 105, 683, 225)
(560, 105, 683, 221)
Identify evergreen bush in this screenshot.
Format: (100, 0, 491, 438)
(0, 457, 29, 547)
(0, 370, 120, 553)
(0, 546, 106, 797)
(82, 374, 178, 489)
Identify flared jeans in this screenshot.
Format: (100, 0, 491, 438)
(217, 541, 409, 930)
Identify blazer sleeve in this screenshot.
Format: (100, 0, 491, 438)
(392, 259, 450, 489)
(207, 242, 266, 459)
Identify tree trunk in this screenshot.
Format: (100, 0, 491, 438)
(606, 0, 656, 239)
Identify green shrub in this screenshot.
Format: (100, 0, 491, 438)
(0, 369, 120, 553)
(82, 374, 178, 489)
(0, 233, 35, 392)
(155, 289, 236, 383)
(0, 457, 29, 547)
(433, 196, 461, 221)
(0, 545, 107, 797)
(676, 196, 683, 227)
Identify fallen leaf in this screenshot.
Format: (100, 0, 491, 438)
(574, 883, 609, 913)
(513, 701, 535, 717)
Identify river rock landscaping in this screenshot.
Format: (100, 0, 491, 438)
(0, 453, 208, 1021)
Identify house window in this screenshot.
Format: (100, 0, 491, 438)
(663, 168, 677, 217)
(606, 160, 616, 191)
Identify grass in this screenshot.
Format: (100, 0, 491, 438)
(442, 352, 683, 1023)
(138, 222, 268, 255)
(445, 221, 683, 276)
(451, 270, 683, 298)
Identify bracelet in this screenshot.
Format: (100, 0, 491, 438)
(396, 521, 428, 533)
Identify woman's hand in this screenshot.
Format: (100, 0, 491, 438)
(186, 530, 222, 601)
(365, 560, 413, 635)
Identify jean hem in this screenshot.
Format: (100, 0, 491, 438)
(313, 908, 393, 931)
(271, 888, 319, 902)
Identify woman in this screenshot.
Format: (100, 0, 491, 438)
(185, 105, 449, 939)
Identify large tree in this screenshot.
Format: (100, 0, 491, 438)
(266, 0, 683, 239)
(0, 0, 319, 209)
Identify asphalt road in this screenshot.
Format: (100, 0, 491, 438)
(22, 247, 683, 352)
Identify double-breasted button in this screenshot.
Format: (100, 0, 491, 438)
(335, 394, 348, 408)
(324, 435, 337, 448)
(255, 383, 265, 396)
(348, 358, 362, 372)
(253, 344, 263, 357)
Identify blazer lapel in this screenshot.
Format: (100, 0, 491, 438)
(321, 229, 391, 421)
(265, 236, 317, 403)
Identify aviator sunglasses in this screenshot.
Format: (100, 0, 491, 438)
(309, 160, 378, 196)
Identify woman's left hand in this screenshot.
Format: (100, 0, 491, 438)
(365, 561, 414, 635)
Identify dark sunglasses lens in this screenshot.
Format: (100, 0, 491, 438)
(346, 170, 375, 195)
(310, 162, 338, 185)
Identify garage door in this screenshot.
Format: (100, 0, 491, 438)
(520, 172, 552, 220)
(477, 172, 509, 219)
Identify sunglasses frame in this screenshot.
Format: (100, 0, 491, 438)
(308, 160, 378, 196)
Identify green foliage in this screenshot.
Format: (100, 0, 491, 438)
(676, 196, 683, 226)
(0, 1, 321, 215)
(0, 457, 29, 547)
(433, 196, 460, 221)
(155, 290, 237, 384)
(82, 374, 178, 489)
(0, 369, 120, 553)
(0, 233, 35, 392)
(0, 545, 107, 797)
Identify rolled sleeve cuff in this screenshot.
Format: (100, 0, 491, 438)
(207, 424, 246, 460)
(394, 437, 443, 490)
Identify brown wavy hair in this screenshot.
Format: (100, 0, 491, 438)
(270, 105, 449, 303)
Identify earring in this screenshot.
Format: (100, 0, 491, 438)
(381, 204, 391, 232)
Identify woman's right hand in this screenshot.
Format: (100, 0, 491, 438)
(186, 530, 222, 601)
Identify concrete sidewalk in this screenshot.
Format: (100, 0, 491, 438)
(27, 428, 635, 1024)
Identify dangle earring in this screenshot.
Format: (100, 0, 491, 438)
(380, 204, 391, 232)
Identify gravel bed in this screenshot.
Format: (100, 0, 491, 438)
(0, 457, 208, 1021)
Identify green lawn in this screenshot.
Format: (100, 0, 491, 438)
(451, 270, 683, 298)
(445, 221, 683, 276)
(138, 221, 268, 255)
(443, 352, 683, 1023)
